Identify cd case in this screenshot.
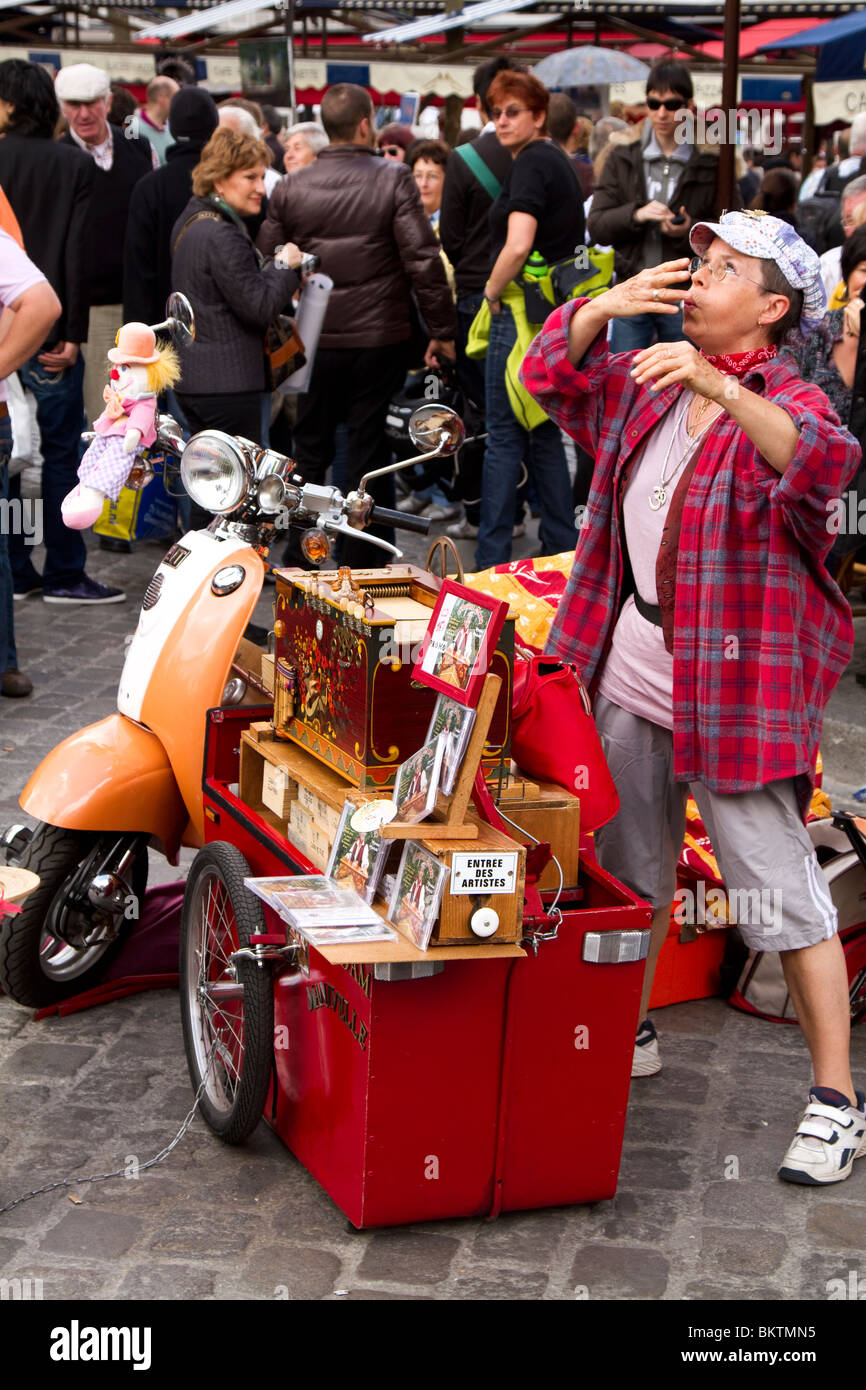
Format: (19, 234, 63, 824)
(325, 803, 388, 904)
(391, 731, 447, 825)
(387, 843, 450, 951)
(425, 694, 477, 797)
(244, 875, 396, 943)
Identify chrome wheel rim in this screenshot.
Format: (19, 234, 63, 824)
(38, 894, 115, 981)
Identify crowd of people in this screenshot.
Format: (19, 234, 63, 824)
(2, 51, 863, 674)
(0, 47, 865, 1187)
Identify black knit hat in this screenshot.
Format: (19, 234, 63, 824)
(169, 87, 218, 142)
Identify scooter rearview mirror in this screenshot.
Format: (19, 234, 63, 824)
(407, 405, 465, 457)
(150, 292, 196, 348)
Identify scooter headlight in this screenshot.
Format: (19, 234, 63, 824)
(180, 432, 249, 515)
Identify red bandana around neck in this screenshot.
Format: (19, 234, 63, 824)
(700, 345, 777, 378)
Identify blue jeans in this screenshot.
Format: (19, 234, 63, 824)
(475, 303, 577, 570)
(10, 354, 87, 589)
(0, 416, 17, 669)
(609, 308, 684, 355)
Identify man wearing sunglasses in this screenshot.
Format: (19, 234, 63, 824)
(588, 59, 736, 354)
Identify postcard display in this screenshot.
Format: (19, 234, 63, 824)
(240, 563, 528, 949)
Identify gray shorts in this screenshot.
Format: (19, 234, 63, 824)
(593, 695, 838, 953)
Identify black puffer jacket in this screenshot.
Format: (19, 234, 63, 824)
(170, 195, 299, 394)
(588, 132, 735, 283)
(257, 144, 456, 348)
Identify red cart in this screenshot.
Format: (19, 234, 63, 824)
(179, 705, 652, 1229)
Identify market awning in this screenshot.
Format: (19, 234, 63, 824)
(757, 6, 866, 81)
(359, 0, 548, 45)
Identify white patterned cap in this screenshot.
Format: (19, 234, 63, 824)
(690, 209, 826, 325)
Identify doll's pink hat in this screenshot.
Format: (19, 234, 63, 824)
(108, 323, 160, 365)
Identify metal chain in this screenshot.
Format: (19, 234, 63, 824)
(494, 801, 566, 955)
(0, 1043, 216, 1217)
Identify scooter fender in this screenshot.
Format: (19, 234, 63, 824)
(20, 713, 188, 856)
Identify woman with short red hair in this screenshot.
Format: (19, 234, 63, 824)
(476, 70, 585, 568)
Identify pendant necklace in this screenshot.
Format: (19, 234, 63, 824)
(649, 394, 721, 512)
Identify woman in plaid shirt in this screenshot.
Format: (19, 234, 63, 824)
(521, 211, 865, 1186)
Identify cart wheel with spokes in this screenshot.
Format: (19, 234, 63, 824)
(180, 842, 274, 1144)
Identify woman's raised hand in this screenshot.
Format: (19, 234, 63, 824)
(602, 258, 692, 320)
(629, 338, 727, 401)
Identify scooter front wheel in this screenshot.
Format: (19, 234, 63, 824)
(0, 823, 147, 1008)
(180, 843, 274, 1144)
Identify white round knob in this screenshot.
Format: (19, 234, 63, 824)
(470, 907, 499, 939)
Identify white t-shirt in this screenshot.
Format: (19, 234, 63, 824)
(598, 394, 712, 730)
(0, 227, 48, 403)
(820, 244, 843, 305)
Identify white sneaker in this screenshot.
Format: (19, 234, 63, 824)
(447, 517, 478, 540)
(424, 501, 461, 522)
(631, 1018, 662, 1077)
(779, 1088, 866, 1185)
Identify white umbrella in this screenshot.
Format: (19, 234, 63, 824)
(533, 46, 651, 88)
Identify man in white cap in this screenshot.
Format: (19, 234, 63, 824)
(56, 63, 154, 434)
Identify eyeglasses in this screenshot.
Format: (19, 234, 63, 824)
(647, 97, 686, 112)
(688, 255, 769, 290)
(490, 105, 530, 122)
(381, 145, 402, 157)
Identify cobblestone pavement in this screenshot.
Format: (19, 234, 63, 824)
(2, 530, 866, 1302)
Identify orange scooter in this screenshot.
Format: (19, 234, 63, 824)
(0, 305, 463, 1007)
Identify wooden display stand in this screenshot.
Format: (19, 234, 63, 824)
(238, 673, 526, 948)
(495, 779, 581, 892)
(379, 673, 502, 844)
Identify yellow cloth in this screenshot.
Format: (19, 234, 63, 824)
(466, 280, 549, 430)
(828, 281, 847, 311)
(464, 550, 575, 653)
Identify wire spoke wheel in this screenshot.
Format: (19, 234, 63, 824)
(180, 843, 274, 1143)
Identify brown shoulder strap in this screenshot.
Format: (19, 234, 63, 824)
(171, 210, 223, 260)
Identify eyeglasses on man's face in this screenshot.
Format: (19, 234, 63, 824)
(688, 255, 768, 291)
(647, 97, 686, 112)
(490, 105, 530, 122)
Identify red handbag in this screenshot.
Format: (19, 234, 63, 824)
(511, 654, 620, 832)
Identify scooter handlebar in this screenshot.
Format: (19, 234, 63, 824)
(368, 505, 431, 535)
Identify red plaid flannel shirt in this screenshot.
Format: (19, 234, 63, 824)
(520, 299, 862, 816)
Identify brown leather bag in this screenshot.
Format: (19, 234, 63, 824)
(264, 315, 305, 390)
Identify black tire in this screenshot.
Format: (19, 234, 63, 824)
(179, 842, 274, 1144)
(0, 823, 147, 1008)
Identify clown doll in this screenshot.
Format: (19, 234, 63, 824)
(61, 323, 180, 530)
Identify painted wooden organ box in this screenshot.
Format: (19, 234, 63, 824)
(271, 564, 514, 789)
